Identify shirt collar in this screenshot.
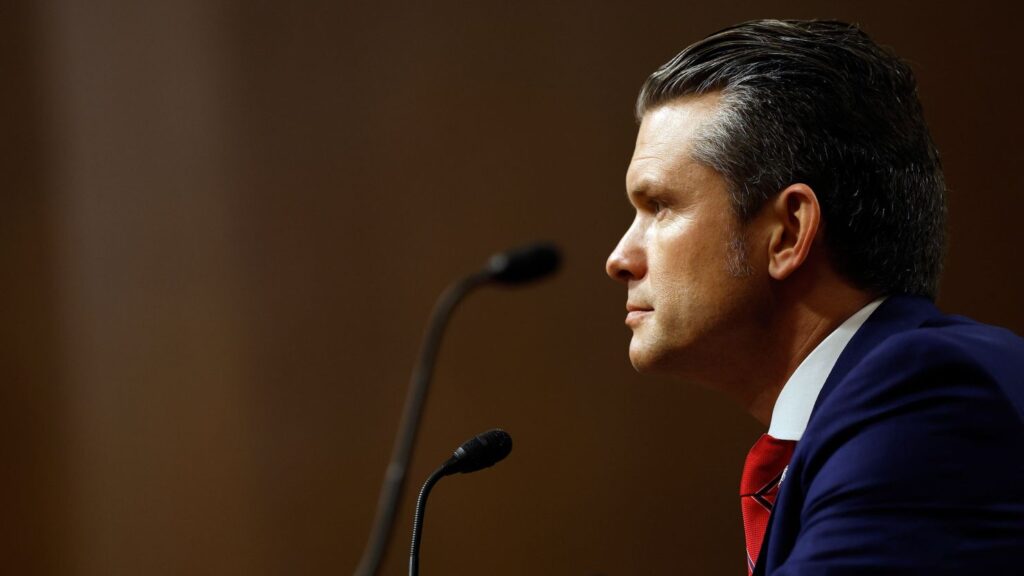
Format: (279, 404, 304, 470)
(767, 297, 886, 441)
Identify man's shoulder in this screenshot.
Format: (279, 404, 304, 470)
(860, 311, 1022, 409)
(868, 312, 1024, 374)
(790, 304, 1024, 505)
(816, 301, 1024, 425)
(769, 308, 1024, 576)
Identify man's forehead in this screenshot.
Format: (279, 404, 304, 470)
(633, 93, 722, 156)
(627, 93, 722, 192)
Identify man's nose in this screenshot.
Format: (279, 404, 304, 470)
(606, 223, 646, 283)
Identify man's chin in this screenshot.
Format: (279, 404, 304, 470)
(628, 341, 673, 374)
(629, 357, 658, 374)
(628, 332, 701, 375)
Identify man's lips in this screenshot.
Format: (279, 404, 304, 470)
(625, 304, 653, 326)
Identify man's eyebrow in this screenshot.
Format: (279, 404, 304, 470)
(627, 180, 664, 202)
(625, 187, 649, 208)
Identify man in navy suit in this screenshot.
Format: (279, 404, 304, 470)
(605, 20, 1024, 574)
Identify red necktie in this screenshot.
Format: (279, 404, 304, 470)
(740, 434, 796, 575)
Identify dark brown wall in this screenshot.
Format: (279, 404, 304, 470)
(2, 1, 69, 573)
(6, 1, 1022, 574)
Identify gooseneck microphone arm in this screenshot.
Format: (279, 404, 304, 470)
(353, 243, 559, 576)
(408, 465, 445, 576)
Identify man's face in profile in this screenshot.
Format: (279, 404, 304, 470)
(606, 94, 768, 383)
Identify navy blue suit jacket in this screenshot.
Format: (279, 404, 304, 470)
(756, 295, 1024, 575)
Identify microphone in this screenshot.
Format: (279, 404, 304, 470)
(485, 242, 561, 285)
(353, 243, 559, 576)
(441, 428, 514, 475)
(410, 429, 513, 576)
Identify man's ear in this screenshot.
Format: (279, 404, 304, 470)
(766, 183, 821, 281)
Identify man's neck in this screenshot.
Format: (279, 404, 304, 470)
(734, 281, 875, 426)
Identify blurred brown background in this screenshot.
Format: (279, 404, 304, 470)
(4, 0, 1022, 574)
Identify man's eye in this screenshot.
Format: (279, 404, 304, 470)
(650, 200, 665, 215)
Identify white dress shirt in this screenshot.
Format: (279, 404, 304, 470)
(767, 298, 886, 441)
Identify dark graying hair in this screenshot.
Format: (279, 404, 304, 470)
(637, 19, 946, 299)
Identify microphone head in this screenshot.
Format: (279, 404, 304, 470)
(443, 429, 513, 475)
(485, 242, 561, 285)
